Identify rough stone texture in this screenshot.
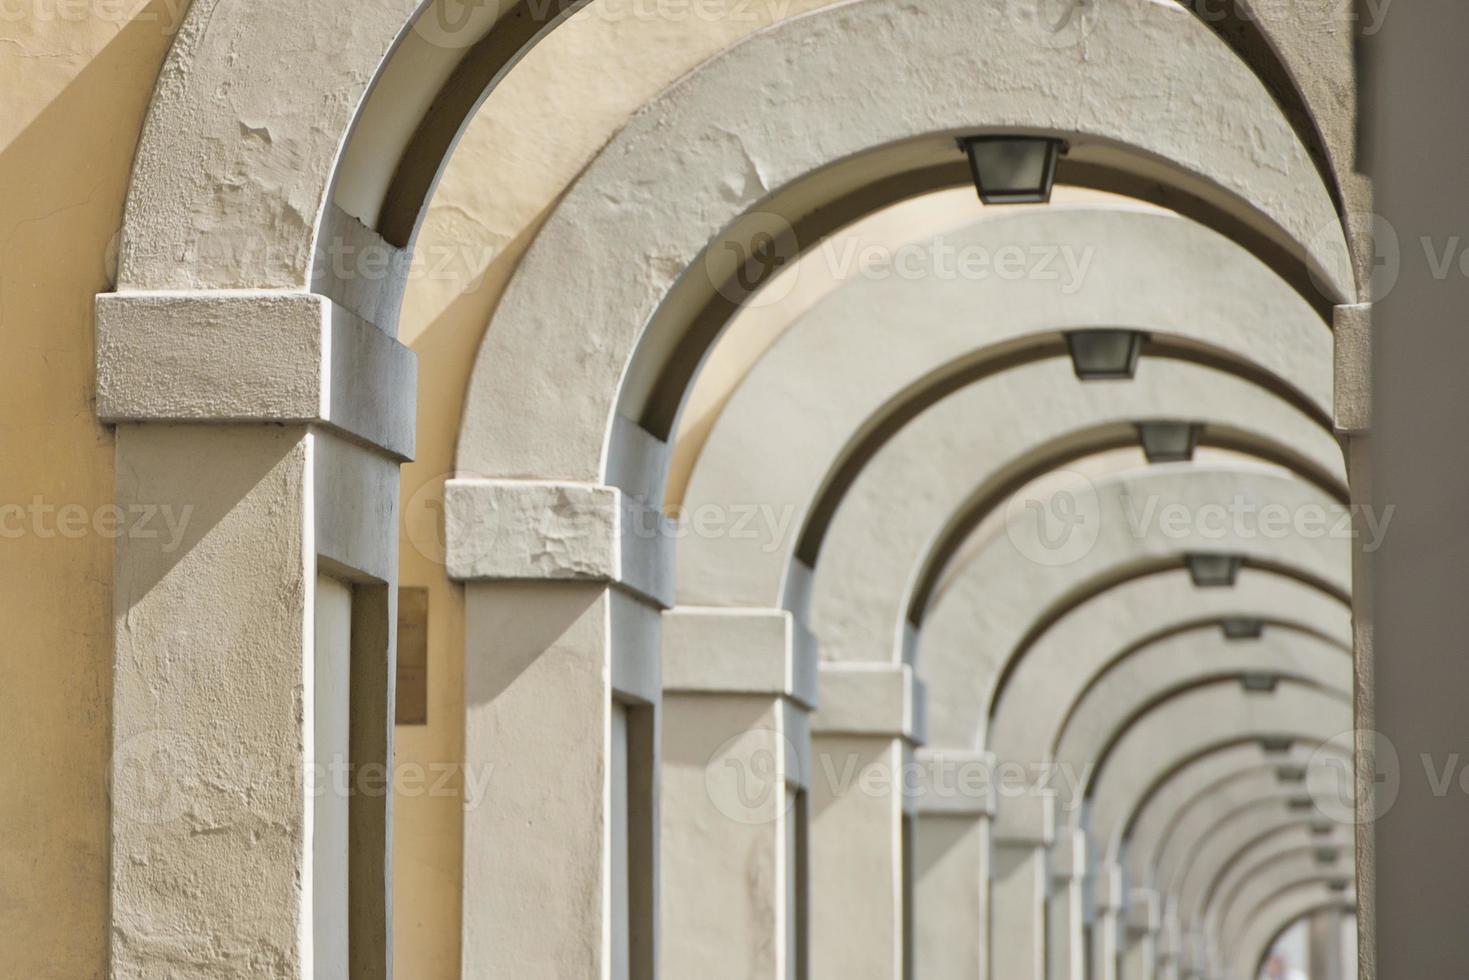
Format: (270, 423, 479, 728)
(457, 0, 1349, 485)
(444, 479, 673, 606)
(1334, 303, 1373, 433)
(96, 291, 417, 459)
(111, 425, 312, 978)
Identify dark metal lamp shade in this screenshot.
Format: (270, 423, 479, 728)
(961, 136, 1064, 204)
(1137, 421, 1202, 463)
(1186, 552, 1243, 588)
(1221, 617, 1265, 641)
(1065, 329, 1146, 380)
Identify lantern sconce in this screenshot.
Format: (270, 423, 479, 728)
(1137, 421, 1203, 464)
(1186, 552, 1244, 588)
(960, 135, 1067, 205)
(1260, 736, 1295, 755)
(1276, 765, 1308, 784)
(1242, 672, 1280, 694)
(1065, 329, 1147, 380)
(1221, 617, 1265, 641)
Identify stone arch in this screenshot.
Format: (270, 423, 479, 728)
(992, 572, 1349, 776)
(674, 205, 1335, 609)
(452, 0, 1353, 492)
(1221, 853, 1351, 955)
(1207, 832, 1353, 947)
(1051, 633, 1350, 804)
(1088, 683, 1351, 859)
(1235, 884, 1355, 980)
(916, 468, 1350, 750)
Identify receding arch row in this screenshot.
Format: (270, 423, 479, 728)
(1095, 703, 1350, 867)
(1239, 884, 1357, 980)
(675, 206, 1341, 625)
(912, 466, 1351, 750)
(1055, 638, 1352, 800)
(990, 569, 1351, 784)
(452, 0, 1355, 488)
(1117, 744, 1355, 973)
(797, 336, 1342, 570)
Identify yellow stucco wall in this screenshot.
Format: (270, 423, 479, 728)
(0, 3, 184, 976)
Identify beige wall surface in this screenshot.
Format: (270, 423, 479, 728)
(0, 3, 183, 976)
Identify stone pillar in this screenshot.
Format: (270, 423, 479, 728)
(913, 750, 997, 980)
(99, 291, 414, 979)
(991, 793, 1055, 980)
(809, 663, 926, 979)
(448, 480, 669, 978)
(1092, 864, 1126, 980)
(1367, 8, 1469, 976)
(659, 607, 818, 979)
(1155, 905, 1183, 980)
(1048, 829, 1088, 980)
(1335, 300, 1375, 980)
(1179, 928, 1209, 980)
(1309, 906, 1346, 980)
(1121, 889, 1161, 980)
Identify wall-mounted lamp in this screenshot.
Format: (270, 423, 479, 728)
(1277, 765, 1308, 784)
(1221, 617, 1265, 641)
(1186, 552, 1244, 588)
(1065, 329, 1146, 380)
(1137, 421, 1203, 464)
(960, 135, 1066, 204)
(1242, 672, 1280, 693)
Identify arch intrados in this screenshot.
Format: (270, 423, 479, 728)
(1222, 857, 1351, 954)
(1241, 887, 1355, 980)
(796, 333, 1341, 572)
(1201, 823, 1347, 923)
(1209, 840, 1354, 943)
(677, 204, 1339, 611)
(1169, 791, 1341, 905)
(1088, 684, 1351, 858)
(969, 555, 1348, 722)
(1070, 676, 1349, 809)
(916, 467, 1351, 750)
(991, 573, 1350, 776)
(1173, 794, 1351, 925)
(1128, 752, 1345, 887)
(903, 418, 1347, 626)
(1149, 767, 1343, 887)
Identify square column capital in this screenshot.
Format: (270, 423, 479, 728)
(95, 290, 416, 459)
(445, 480, 673, 607)
(661, 606, 818, 708)
(811, 663, 926, 744)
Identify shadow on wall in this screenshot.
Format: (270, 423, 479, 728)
(0, 4, 183, 976)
